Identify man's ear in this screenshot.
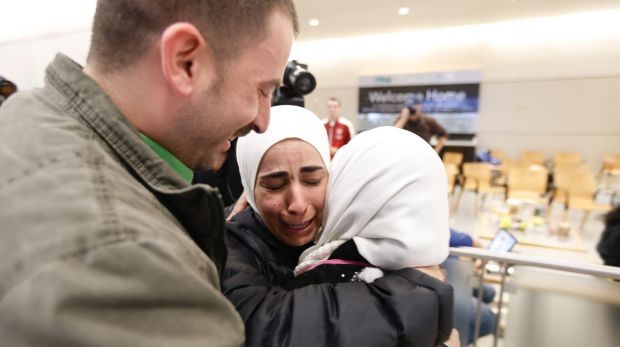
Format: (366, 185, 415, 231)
(160, 23, 216, 96)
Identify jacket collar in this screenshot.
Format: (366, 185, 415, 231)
(44, 53, 228, 276)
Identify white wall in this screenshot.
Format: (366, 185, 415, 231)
(0, 0, 96, 88)
(293, 9, 620, 167)
(0, 31, 91, 89)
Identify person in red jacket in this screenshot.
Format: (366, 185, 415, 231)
(323, 97, 356, 157)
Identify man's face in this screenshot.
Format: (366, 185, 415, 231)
(182, 10, 294, 171)
(326, 100, 340, 120)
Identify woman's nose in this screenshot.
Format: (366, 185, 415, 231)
(287, 184, 308, 215)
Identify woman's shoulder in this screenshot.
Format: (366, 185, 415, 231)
(227, 209, 268, 255)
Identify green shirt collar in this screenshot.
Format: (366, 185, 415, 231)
(139, 133, 194, 184)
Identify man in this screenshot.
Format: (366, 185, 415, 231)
(323, 97, 355, 157)
(395, 102, 448, 153)
(0, 1, 297, 346)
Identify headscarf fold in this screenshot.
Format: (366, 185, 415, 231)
(296, 126, 449, 275)
(236, 105, 331, 216)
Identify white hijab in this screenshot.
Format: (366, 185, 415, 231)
(296, 126, 449, 275)
(236, 105, 331, 216)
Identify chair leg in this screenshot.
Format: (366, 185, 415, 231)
(579, 210, 590, 231)
(480, 193, 487, 213)
(562, 207, 569, 222)
(454, 187, 465, 213)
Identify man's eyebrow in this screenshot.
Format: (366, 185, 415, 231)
(259, 171, 288, 180)
(300, 166, 325, 174)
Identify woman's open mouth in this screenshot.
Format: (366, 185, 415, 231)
(281, 219, 313, 234)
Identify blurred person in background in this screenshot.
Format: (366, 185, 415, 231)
(597, 204, 620, 268)
(323, 97, 355, 157)
(395, 102, 448, 154)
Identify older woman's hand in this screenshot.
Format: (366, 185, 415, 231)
(226, 191, 249, 222)
(415, 265, 446, 282)
(441, 329, 461, 347)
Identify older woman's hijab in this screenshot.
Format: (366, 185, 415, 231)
(236, 105, 331, 216)
(296, 126, 450, 275)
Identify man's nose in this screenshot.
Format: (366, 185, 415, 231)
(252, 97, 271, 134)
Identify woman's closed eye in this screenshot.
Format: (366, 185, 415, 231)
(304, 178, 323, 186)
(259, 178, 287, 192)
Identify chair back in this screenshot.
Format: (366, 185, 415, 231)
(519, 150, 546, 166)
(445, 163, 459, 193)
(490, 149, 507, 163)
(462, 162, 494, 189)
(553, 151, 582, 167)
(507, 164, 548, 200)
(443, 151, 464, 167)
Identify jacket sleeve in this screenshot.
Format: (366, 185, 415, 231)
(0, 239, 245, 347)
(223, 241, 453, 347)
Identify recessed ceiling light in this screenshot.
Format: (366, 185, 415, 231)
(309, 19, 320, 27)
(398, 7, 410, 16)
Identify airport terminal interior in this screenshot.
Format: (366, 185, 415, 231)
(1, 1, 619, 346)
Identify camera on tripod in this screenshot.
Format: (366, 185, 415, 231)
(272, 60, 316, 107)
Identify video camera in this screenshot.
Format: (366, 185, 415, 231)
(271, 60, 316, 107)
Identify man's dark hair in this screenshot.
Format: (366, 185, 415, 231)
(87, 0, 298, 72)
(406, 106, 416, 115)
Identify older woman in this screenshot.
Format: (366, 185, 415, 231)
(223, 105, 453, 347)
(294, 126, 450, 282)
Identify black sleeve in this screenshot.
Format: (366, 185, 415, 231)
(223, 237, 453, 347)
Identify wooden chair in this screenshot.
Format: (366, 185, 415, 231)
(445, 163, 460, 211)
(490, 149, 507, 163)
(552, 151, 582, 167)
(551, 169, 612, 230)
(519, 150, 546, 166)
(550, 163, 592, 206)
(443, 151, 464, 168)
(599, 154, 620, 189)
(454, 162, 506, 215)
(506, 164, 549, 204)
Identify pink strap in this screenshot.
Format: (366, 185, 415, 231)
(306, 259, 374, 272)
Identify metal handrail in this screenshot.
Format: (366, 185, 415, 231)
(448, 246, 620, 347)
(449, 247, 620, 280)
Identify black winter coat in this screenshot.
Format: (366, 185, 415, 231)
(223, 209, 454, 347)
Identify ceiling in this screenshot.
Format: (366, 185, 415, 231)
(293, 0, 620, 41)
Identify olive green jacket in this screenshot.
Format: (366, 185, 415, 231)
(0, 54, 244, 346)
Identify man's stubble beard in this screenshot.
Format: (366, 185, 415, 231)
(189, 71, 255, 172)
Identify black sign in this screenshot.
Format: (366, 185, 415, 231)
(359, 83, 479, 114)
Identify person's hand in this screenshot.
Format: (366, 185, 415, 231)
(226, 191, 249, 222)
(441, 329, 461, 347)
(415, 265, 446, 282)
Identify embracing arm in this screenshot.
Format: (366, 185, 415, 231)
(223, 241, 453, 347)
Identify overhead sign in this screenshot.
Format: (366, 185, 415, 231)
(357, 71, 481, 134)
(359, 83, 479, 114)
